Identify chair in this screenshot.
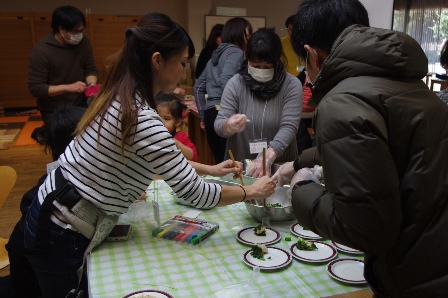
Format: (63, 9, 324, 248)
(0, 166, 17, 269)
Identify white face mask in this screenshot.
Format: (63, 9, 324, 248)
(248, 65, 274, 83)
(62, 31, 83, 45)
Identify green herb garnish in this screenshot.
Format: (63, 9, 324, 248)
(285, 237, 291, 241)
(254, 225, 266, 236)
(296, 238, 318, 251)
(250, 244, 266, 260)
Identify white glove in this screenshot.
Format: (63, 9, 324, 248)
(271, 161, 295, 187)
(222, 114, 247, 136)
(246, 148, 276, 178)
(286, 167, 321, 199)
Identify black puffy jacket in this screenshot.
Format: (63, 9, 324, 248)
(292, 25, 448, 297)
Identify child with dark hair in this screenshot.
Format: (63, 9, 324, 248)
(0, 106, 86, 298)
(155, 93, 197, 161)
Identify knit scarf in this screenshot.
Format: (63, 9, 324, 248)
(238, 60, 286, 100)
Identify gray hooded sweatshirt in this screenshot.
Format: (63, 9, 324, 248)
(193, 43, 244, 121)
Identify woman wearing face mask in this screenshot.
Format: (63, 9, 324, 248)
(215, 28, 302, 177)
(28, 5, 98, 144)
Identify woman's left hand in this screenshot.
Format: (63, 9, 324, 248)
(211, 159, 243, 178)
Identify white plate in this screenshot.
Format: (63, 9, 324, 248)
(332, 242, 363, 255)
(327, 258, 366, 285)
(124, 290, 174, 298)
(290, 223, 322, 240)
(290, 241, 337, 263)
(236, 226, 281, 246)
(243, 246, 292, 270)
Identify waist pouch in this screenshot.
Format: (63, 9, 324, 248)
(36, 167, 103, 250)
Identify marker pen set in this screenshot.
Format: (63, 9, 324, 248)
(151, 215, 219, 245)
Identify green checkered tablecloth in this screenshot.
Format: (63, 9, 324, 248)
(87, 180, 368, 298)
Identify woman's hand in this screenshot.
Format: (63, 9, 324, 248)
(210, 159, 243, 177)
(245, 175, 276, 200)
(137, 192, 147, 201)
(223, 114, 248, 136)
(246, 148, 277, 178)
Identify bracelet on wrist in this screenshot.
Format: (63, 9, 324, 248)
(239, 185, 246, 202)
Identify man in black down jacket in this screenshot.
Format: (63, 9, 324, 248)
(276, 0, 448, 297)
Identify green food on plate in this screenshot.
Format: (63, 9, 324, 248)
(250, 244, 268, 260)
(254, 224, 266, 236)
(296, 238, 318, 251)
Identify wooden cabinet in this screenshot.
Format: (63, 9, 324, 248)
(88, 15, 139, 81)
(0, 13, 34, 108)
(0, 12, 141, 108)
(186, 111, 215, 165)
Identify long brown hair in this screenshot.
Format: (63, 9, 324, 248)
(76, 12, 194, 155)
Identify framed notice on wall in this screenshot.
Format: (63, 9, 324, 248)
(204, 15, 266, 40)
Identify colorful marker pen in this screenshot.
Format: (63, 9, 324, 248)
(156, 222, 178, 238)
(174, 225, 196, 241)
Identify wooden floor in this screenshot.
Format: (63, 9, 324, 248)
(0, 144, 52, 277)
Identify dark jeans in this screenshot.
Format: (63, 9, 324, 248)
(4, 218, 41, 298)
(24, 198, 90, 298)
(204, 108, 227, 163)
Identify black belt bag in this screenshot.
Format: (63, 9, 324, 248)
(36, 167, 82, 250)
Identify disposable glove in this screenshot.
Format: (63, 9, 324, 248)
(222, 114, 248, 136)
(246, 148, 276, 178)
(286, 167, 321, 199)
(271, 161, 295, 187)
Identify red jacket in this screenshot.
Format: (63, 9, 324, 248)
(174, 130, 197, 161)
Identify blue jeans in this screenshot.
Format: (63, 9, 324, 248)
(24, 197, 90, 298)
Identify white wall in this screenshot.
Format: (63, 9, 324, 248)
(360, 0, 394, 29)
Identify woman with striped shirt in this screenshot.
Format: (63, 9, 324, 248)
(23, 12, 276, 298)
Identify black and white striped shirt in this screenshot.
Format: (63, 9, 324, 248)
(38, 99, 221, 230)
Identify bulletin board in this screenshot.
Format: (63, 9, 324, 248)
(204, 15, 266, 39)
